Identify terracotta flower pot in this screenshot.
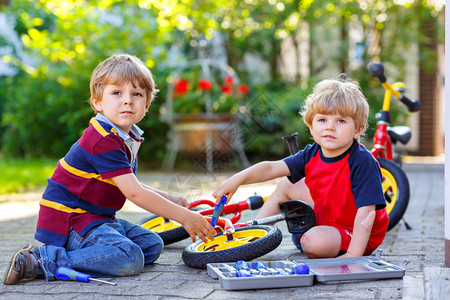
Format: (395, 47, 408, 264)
(172, 113, 237, 156)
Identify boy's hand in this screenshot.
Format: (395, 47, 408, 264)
(212, 177, 240, 204)
(182, 211, 216, 243)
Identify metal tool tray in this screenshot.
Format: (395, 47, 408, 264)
(207, 254, 406, 290)
(207, 260, 314, 290)
(300, 256, 406, 282)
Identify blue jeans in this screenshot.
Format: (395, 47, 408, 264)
(37, 218, 163, 281)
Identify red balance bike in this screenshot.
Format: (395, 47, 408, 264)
(138, 196, 315, 269)
(138, 194, 267, 245)
(368, 62, 420, 230)
(182, 199, 315, 269)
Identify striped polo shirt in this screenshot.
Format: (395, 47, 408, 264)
(35, 115, 143, 246)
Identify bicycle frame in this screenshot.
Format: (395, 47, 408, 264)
(369, 62, 420, 161)
(202, 199, 315, 236)
(370, 81, 403, 160)
(189, 195, 266, 225)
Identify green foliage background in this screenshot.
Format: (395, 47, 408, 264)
(0, 0, 444, 170)
(0, 158, 57, 194)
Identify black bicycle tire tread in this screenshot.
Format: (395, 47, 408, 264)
(159, 227, 190, 245)
(378, 158, 410, 231)
(137, 215, 189, 245)
(182, 225, 283, 269)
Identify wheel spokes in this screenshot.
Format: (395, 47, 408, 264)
(381, 169, 398, 214)
(195, 229, 267, 252)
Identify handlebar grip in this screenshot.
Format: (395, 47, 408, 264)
(400, 95, 421, 112)
(368, 62, 387, 83)
(282, 132, 299, 155)
(247, 195, 264, 210)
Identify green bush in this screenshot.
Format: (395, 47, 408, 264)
(0, 0, 173, 162)
(0, 158, 57, 194)
(0, 0, 438, 170)
(240, 85, 310, 162)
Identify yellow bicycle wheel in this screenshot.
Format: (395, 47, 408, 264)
(381, 169, 398, 215)
(378, 158, 410, 231)
(138, 215, 189, 245)
(194, 228, 271, 252)
(182, 225, 282, 269)
(140, 216, 181, 232)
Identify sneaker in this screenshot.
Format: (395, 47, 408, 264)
(3, 244, 43, 285)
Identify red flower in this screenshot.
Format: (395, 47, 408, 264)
(224, 76, 234, 86)
(221, 85, 233, 95)
(238, 84, 250, 95)
(174, 78, 189, 95)
(197, 79, 212, 91)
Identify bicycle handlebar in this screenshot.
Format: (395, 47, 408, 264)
(282, 132, 299, 155)
(368, 62, 387, 83)
(368, 62, 420, 112)
(399, 95, 420, 112)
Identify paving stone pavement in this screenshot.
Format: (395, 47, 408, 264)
(0, 163, 447, 299)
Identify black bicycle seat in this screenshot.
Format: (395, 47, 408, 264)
(279, 200, 315, 234)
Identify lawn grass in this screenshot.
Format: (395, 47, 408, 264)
(0, 158, 57, 194)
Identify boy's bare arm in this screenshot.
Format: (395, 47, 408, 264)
(112, 173, 215, 243)
(212, 160, 290, 204)
(340, 205, 376, 257)
(140, 182, 189, 207)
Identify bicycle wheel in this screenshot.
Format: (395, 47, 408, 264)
(182, 225, 283, 269)
(138, 215, 189, 245)
(378, 158, 410, 231)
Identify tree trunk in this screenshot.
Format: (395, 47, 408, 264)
(308, 21, 314, 78)
(417, 16, 443, 155)
(339, 14, 348, 74)
(291, 28, 302, 83)
(270, 38, 280, 82)
(224, 31, 238, 71)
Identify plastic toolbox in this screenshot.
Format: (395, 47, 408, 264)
(207, 255, 406, 290)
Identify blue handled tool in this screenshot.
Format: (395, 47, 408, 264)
(252, 262, 268, 270)
(56, 267, 117, 286)
(234, 260, 250, 271)
(210, 195, 227, 227)
(292, 263, 310, 274)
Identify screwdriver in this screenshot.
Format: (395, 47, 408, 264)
(210, 195, 227, 227)
(56, 267, 117, 286)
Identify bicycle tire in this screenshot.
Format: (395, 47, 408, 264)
(182, 225, 283, 269)
(378, 158, 410, 231)
(138, 215, 189, 245)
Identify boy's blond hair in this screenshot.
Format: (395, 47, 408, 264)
(89, 54, 158, 113)
(301, 76, 369, 133)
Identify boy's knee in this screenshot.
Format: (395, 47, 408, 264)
(300, 232, 322, 258)
(114, 243, 145, 276)
(300, 233, 313, 254)
(155, 238, 164, 255)
(144, 237, 163, 264)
